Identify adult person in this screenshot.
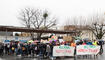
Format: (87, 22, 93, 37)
(24, 43, 28, 56)
(86, 40, 93, 45)
(7, 43, 10, 55)
(71, 42, 76, 47)
(31, 43, 35, 56)
(14, 42, 18, 55)
(0, 43, 4, 56)
(21, 43, 26, 56)
(45, 43, 51, 58)
(27, 42, 32, 56)
(34, 43, 38, 56)
(9, 43, 12, 55)
(92, 40, 98, 46)
(11, 43, 15, 54)
(39, 43, 44, 58)
(97, 40, 104, 55)
(71, 41, 76, 56)
(4, 44, 8, 54)
(79, 40, 83, 45)
(50, 41, 56, 57)
(43, 43, 47, 58)
(17, 43, 22, 55)
(82, 41, 87, 45)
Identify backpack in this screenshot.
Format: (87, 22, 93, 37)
(22, 47, 26, 50)
(12, 47, 15, 50)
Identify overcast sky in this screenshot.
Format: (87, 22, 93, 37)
(0, 0, 105, 27)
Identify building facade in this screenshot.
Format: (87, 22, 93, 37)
(63, 25, 96, 40)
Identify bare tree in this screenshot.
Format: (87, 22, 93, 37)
(65, 14, 105, 40)
(18, 8, 56, 40)
(18, 8, 35, 39)
(87, 14, 105, 39)
(65, 16, 87, 36)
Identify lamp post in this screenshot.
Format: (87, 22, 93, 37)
(5, 29, 7, 40)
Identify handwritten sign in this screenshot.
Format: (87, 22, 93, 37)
(76, 45, 100, 55)
(53, 46, 75, 56)
(63, 36, 72, 41)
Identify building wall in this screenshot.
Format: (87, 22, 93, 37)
(80, 30, 105, 41)
(80, 30, 96, 40)
(19, 32, 31, 37)
(0, 31, 13, 36)
(0, 36, 31, 42)
(63, 25, 97, 40)
(64, 25, 76, 31)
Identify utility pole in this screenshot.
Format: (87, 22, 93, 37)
(5, 29, 7, 40)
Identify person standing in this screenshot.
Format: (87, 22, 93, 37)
(0, 43, 4, 56)
(97, 40, 104, 54)
(14, 42, 18, 55)
(46, 43, 51, 58)
(4, 44, 8, 54)
(92, 40, 97, 46)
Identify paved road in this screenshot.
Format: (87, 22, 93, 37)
(0, 45, 105, 60)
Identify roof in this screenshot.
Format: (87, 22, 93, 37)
(0, 26, 77, 34)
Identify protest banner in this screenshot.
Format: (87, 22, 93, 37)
(53, 46, 75, 56)
(76, 45, 100, 55)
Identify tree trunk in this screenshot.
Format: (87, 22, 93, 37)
(30, 32, 34, 40)
(37, 33, 42, 41)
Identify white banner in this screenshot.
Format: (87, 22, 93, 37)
(76, 45, 100, 55)
(53, 46, 75, 56)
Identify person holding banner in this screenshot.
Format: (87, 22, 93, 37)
(97, 40, 104, 55)
(82, 41, 86, 45)
(92, 40, 98, 46)
(86, 40, 93, 45)
(79, 40, 83, 45)
(71, 42, 76, 47)
(70, 40, 76, 57)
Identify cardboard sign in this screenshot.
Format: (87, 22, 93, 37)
(63, 36, 72, 41)
(76, 45, 100, 55)
(53, 46, 75, 56)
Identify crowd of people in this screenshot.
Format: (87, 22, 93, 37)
(0, 39, 104, 59)
(0, 41, 55, 58)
